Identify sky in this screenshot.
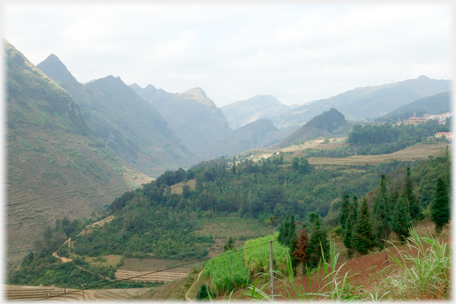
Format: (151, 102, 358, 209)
(3, 3, 453, 107)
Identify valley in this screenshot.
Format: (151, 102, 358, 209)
(4, 38, 451, 302)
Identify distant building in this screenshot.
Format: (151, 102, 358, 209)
(408, 117, 427, 125)
(435, 132, 453, 140)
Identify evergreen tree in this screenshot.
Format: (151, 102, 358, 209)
(431, 176, 450, 233)
(289, 228, 298, 275)
(278, 216, 289, 245)
(338, 191, 351, 230)
(343, 204, 356, 258)
(305, 214, 329, 270)
(405, 166, 421, 220)
(393, 194, 412, 244)
(293, 228, 309, 275)
(352, 195, 359, 223)
(353, 197, 375, 255)
(372, 174, 391, 249)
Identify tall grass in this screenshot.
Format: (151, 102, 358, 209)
(379, 227, 451, 300)
(244, 232, 289, 275)
(247, 227, 451, 301)
(202, 249, 250, 295)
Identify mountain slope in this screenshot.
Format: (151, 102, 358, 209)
(270, 76, 451, 129)
(5, 41, 140, 266)
(135, 85, 231, 159)
(376, 91, 451, 123)
(37, 55, 198, 177)
(210, 119, 285, 157)
(221, 95, 291, 130)
(277, 108, 352, 147)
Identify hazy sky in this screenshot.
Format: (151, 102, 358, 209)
(4, 3, 452, 107)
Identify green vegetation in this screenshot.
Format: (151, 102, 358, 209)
(202, 249, 249, 295)
(307, 120, 449, 158)
(244, 233, 289, 275)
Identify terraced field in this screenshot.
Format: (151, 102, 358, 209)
(115, 258, 201, 283)
(5, 284, 149, 301)
(306, 143, 448, 166)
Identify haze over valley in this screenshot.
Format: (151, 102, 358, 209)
(4, 3, 452, 302)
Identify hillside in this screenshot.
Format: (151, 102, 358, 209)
(5, 41, 142, 267)
(209, 119, 285, 157)
(37, 56, 198, 177)
(270, 76, 451, 129)
(139, 87, 232, 159)
(375, 91, 451, 123)
(277, 108, 353, 147)
(129, 83, 177, 108)
(221, 95, 290, 130)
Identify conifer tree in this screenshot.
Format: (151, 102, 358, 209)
(293, 228, 309, 275)
(405, 166, 421, 220)
(289, 229, 298, 274)
(352, 195, 359, 223)
(431, 176, 450, 233)
(353, 197, 375, 255)
(278, 216, 290, 245)
(343, 204, 356, 258)
(339, 191, 350, 230)
(305, 214, 329, 270)
(393, 195, 412, 243)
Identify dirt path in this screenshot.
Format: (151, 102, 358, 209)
(52, 238, 114, 282)
(52, 238, 72, 263)
(185, 268, 205, 302)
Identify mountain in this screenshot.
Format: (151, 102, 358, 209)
(221, 95, 291, 130)
(375, 91, 451, 123)
(134, 85, 231, 159)
(129, 83, 177, 107)
(277, 108, 353, 147)
(210, 119, 285, 157)
(270, 76, 451, 129)
(37, 55, 198, 177)
(5, 41, 143, 267)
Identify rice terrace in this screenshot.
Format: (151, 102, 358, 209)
(4, 3, 452, 303)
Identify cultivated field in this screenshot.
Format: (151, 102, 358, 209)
(4, 284, 149, 301)
(115, 258, 201, 283)
(193, 216, 270, 257)
(307, 143, 448, 166)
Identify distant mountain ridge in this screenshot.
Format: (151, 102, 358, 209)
(221, 95, 291, 130)
(37, 55, 198, 177)
(209, 119, 285, 157)
(375, 91, 451, 123)
(131, 84, 232, 159)
(269, 76, 451, 130)
(277, 108, 353, 147)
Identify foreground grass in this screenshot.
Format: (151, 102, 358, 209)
(248, 226, 450, 301)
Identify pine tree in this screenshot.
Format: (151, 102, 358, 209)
(339, 191, 351, 230)
(353, 197, 375, 255)
(305, 214, 329, 270)
(352, 195, 359, 223)
(293, 228, 309, 275)
(278, 216, 289, 245)
(393, 194, 412, 244)
(343, 204, 356, 258)
(405, 166, 421, 220)
(289, 229, 298, 275)
(431, 176, 450, 233)
(372, 174, 391, 249)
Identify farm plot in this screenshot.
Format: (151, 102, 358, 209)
(4, 285, 149, 301)
(307, 143, 448, 166)
(116, 258, 200, 283)
(170, 179, 196, 195)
